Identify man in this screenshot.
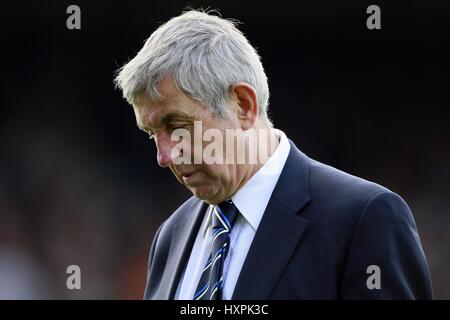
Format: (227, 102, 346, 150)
(115, 9, 432, 299)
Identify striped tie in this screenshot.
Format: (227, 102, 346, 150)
(193, 200, 239, 300)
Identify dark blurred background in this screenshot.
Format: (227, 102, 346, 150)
(0, 0, 449, 299)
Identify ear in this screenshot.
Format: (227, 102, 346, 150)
(230, 83, 259, 130)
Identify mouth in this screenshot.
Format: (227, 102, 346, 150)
(180, 170, 199, 184)
(180, 170, 195, 178)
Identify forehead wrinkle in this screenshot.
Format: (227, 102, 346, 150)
(134, 98, 164, 131)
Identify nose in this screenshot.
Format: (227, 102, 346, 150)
(154, 133, 174, 168)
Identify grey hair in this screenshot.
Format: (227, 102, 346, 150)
(114, 9, 270, 118)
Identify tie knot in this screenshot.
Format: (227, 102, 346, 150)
(214, 200, 239, 230)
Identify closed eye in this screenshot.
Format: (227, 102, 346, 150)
(169, 122, 190, 132)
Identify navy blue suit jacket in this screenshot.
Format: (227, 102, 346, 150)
(144, 140, 432, 299)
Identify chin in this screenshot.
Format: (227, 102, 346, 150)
(190, 185, 218, 203)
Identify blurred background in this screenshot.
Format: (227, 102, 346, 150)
(0, 0, 449, 299)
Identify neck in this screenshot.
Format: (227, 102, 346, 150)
(232, 124, 280, 199)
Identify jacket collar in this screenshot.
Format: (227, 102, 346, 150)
(231, 140, 311, 299)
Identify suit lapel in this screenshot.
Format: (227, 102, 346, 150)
(232, 141, 312, 299)
(158, 199, 207, 299)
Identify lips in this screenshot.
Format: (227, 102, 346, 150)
(181, 171, 196, 178)
(180, 170, 200, 184)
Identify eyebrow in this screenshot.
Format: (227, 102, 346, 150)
(137, 111, 192, 132)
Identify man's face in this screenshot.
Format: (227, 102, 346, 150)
(133, 77, 245, 204)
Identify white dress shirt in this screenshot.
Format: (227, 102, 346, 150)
(175, 129, 291, 299)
